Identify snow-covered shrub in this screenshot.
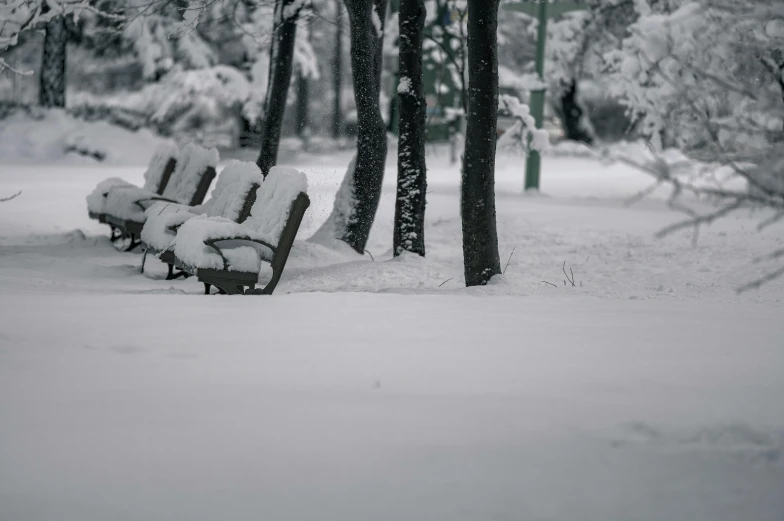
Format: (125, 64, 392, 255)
(497, 95, 550, 155)
(605, 0, 784, 287)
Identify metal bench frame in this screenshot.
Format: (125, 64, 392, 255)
(175, 192, 310, 296)
(108, 165, 216, 252)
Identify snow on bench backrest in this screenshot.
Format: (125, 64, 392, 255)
(161, 143, 219, 204)
(196, 160, 263, 221)
(245, 166, 308, 246)
(141, 142, 179, 193)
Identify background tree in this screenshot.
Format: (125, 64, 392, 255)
(312, 0, 389, 253)
(294, 21, 319, 147)
(331, 0, 344, 139)
(461, 0, 501, 286)
(257, 0, 305, 175)
(39, 9, 67, 107)
(543, 0, 637, 144)
(393, 0, 427, 257)
(1, 0, 119, 105)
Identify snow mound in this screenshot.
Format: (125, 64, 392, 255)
(86, 177, 135, 217)
(86, 143, 179, 217)
(202, 160, 263, 222)
(103, 143, 218, 223)
(172, 167, 308, 273)
(141, 161, 262, 252)
(160, 143, 219, 203)
(142, 142, 180, 193)
(140, 203, 198, 252)
(245, 166, 308, 241)
(0, 109, 172, 165)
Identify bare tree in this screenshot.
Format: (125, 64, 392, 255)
(331, 0, 344, 140)
(393, 0, 427, 256)
(461, 0, 501, 286)
(256, 0, 303, 176)
(39, 13, 67, 108)
(312, 0, 388, 253)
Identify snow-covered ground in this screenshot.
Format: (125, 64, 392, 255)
(1, 141, 783, 521)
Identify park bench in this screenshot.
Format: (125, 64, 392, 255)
(169, 166, 309, 295)
(140, 160, 263, 279)
(86, 142, 178, 227)
(102, 143, 218, 251)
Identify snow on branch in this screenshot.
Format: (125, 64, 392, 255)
(0, 0, 123, 73)
(497, 94, 550, 155)
(604, 0, 784, 289)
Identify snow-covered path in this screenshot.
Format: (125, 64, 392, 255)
(1, 294, 783, 521)
(0, 149, 783, 520)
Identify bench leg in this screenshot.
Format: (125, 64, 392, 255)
(166, 263, 191, 280)
(124, 235, 141, 252)
(109, 226, 124, 244)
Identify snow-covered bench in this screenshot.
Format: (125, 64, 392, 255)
(102, 143, 219, 251)
(140, 160, 263, 279)
(86, 142, 178, 226)
(170, 167, 309, 295)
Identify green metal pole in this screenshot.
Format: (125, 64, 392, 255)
(524, 0, 548, 192)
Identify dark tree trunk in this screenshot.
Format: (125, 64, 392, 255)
(295, 70, 310, 139)
(393, 0, 427, 257)
(340, 0, 388, 252)
(461, 0, 501, 286)
(39, 16, 67, 108)
(331, 1, 344, 140)
(560, 80, 594, 144)
(256, 0, 300, 176)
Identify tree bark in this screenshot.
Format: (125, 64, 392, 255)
(39, 15, 67, 108)
(560, 80, 594, 145)
(461, 0, 501, 286)
(331, 0, 344, 140)
(393, 0, 427, 257)
(256, 0, 300, 176)
(295, 69, 310, 139)
(340, 0, 388, 252)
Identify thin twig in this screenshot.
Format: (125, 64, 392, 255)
(541, 281, 558, 288)
(753, 248, 784, 264)
(503, 247, 516, 274)
(563, 261, 576, 287)
(0, 191, 21, 202)
(655, 201, 745, 238)
(438, 278, 453, 287)
(737, 265, 784, 294)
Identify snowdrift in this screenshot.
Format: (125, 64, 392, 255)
(0, 108, 173, 166)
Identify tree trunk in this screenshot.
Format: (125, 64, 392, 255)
(560, 80, 594, 144)
(39, 16, 67, 108)
(314, 0, 388, 253)
(393, 0, 427, 257)
(256, 0, 300, 176)
(461, 0, 501, 286)
(295, 69, 310, 140)
(331, 0, 344, 140)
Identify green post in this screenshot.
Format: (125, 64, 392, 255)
(525, 0, 548, 191)
(504, 1, 588, 192)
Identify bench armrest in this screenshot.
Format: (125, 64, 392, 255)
(203, 236, 277, 271)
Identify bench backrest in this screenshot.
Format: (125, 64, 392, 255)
(161, 143, 219, 205)
(244, 166, 309, 247)
(195, 160, 263, 222)
(141, 142, 179, 194)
